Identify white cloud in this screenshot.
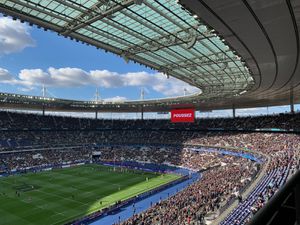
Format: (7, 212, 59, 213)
(123, 72, 154, 86)
(90, 70, 124, 88)
(103, 96, 127, 102)
(0, 17, 35, 55)
(17, 87, 35, 92)
(0, 67, 200, 98)
(19, 69, 50, 85)
(0, 68, 14, 81)
(48, 67, 91, 87)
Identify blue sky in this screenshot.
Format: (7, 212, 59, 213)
(0, 16, 199, 102)
(0, 16, 298, 118)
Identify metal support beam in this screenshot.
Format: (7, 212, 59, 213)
(42, 105, 45, 116)
(141, 105, 144, 121)
(61, 0, 135, 35)
(126, 27, 213, 55)
(95, 110, 98, 119)
(0, 0, 252, 103)
(161, 52, 233, 71)
(232, 105, 236, 118)
(0, 5, 123, 56)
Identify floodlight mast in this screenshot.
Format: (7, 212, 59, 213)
(140, 88, 145, 120)
(94, 87, 101, 119)
(140, 87, 145, 100)
(95, 87, 101, 103)
(184, 88, 187, 96)
(41, 85, 46, 116)
(42, 85, 46, 98)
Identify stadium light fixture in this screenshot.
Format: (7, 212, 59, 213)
(239, 90, 247, 95)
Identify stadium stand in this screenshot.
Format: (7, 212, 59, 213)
(1, 0, 299, 224)
(0, 111, 299, 224)
(1, 111, 300, 131)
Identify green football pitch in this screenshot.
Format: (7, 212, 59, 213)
(0, 164, 180, 225)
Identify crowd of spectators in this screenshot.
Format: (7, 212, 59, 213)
(0, 142, 258, 225)
(0, 111, 299, 224)
(117, 156, 256, 225)
(0, 147, 91, 172)
(1, 110, 300, 131)
(113, 132, 300, 225)
(98, 145, 257, 172)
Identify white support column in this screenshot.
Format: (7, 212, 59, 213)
(290, 88, 295, 114)
(232, 105, 236, 118)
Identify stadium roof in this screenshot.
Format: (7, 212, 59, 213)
(0, 0, 299, 112)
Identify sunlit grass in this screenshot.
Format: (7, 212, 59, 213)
(0, 164, 180, 225)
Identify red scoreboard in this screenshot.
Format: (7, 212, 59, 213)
(171, 109, 195, 123)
